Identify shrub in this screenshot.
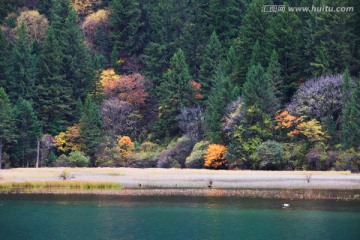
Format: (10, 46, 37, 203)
(204, 144, 228, 169)
(96, 147, 120, 167)
(334, 149, 360, 173)
(222, 97, 245, 139)
(55, 154, 69, 167)
(155, 136, 194, 168)
(68, 151, 90, 167)
(282, 142, 307, 170)
(255, 140, 283, 170)
(185, 141, 210, 168)
(287, 74, 344, 120)
(140, 141, 158, 152)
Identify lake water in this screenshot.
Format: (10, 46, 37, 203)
(0, 194, 359, 240)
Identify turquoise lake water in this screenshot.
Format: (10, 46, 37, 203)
(0, 195, 359, 240)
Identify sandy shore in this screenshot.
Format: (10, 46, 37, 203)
(1, 168, 359, 199)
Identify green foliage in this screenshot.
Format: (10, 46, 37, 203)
(158, 49, 195, 136)
(255, 140, 284, 170)
(334, 148, 360, 173)
(109, 0, 146, 57)
(230, 105, 274, 169)
(68, 151, 90, 167)
(342, 69, 352, 148)
(0, 88, 15, 169)
(205, 67, 239, 143)
(185, 141, 209, 168)
(266, 50, 284, 102)
(13, 98, 41, 167)
(198, 31, 223, 100)
(79, 95, 102, 163)
(242, 64, 278, 114)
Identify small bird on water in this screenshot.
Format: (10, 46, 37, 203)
(282, 203, 290, 208)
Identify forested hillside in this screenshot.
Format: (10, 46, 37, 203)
(0, 0, 359, 171)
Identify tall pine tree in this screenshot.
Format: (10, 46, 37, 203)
(79, 95, 102, 165)
(198, 31, 223, 101)
(0, 88, 15, 169)
(242, 64, 278, 114)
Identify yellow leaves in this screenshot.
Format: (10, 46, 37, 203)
(204, 144, 228, 169)
(100, 69, 119, 88)
(118, 136, 135, 157)
(54, 124, 81, 152)
(289, 119, 327, 142)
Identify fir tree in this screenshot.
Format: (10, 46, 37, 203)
(158, 49, 195, 135)
(7, 22, 37, 101)
(341, 69, 352, 148)
(79, 95, 102, 164)
(266, 50, 284, 102)
(0, 29, 9, 89)
(13, 98, 41, 167)
(264, 8, 304, 100)
(0, 88, 15, 169)
(35, 27, 73, 135)
(205, 66, 239, 143)
(235, 0, 269, 86)
(198, 31, 223, 100)
(348, 77, 360, 147)
(62, 9, 95, 102)
(242, 64, 278, 114)
(249, 40, 261, 67)
(109, 0, 145, 58)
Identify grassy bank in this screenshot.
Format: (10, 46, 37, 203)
(0, 181, 122, 191)
(0, 168, 359, 199)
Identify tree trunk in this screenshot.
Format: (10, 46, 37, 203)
(36, 140, 40, 168)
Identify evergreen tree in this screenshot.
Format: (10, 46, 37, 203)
(234, 0, 269, 86)
(341, 69, 352, 148)
(224, 46, 237, 84)
(109, 0, 146, 58)
(249, 40, 261, 67)
(266, 50, 284, 101)
(0, 88, 15, 169)
(0, 29, 9, 89)
(35, 27, 73, 135)
(205, 0, 245, 42)
(79, 95, 102, 164)
(264, 8, 304, 100)
(62, 9, 95, 102)
(205, 66, 239, 143)
(242, 64, 278, 114)
(347, 77, 360, 147)
(13, 98, 41, 167)
(304, 1, 355, 76)
(198, 31, 223, 100)
(7, 22, 37, 101)
(158, 49, 195, 135)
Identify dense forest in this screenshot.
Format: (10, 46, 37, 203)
(0, 0, 359, 171)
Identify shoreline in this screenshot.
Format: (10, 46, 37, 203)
(1, 188, 360, 201)
(1, 168, 359, 200)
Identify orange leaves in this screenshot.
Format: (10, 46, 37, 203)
(275, 110, 297, 129)
(100, 69, 148, 107)
(190, 80, 203, 99)
(118, 136, 135, 158)
(204, 144, 228, 169)
(275, 110, 327, 142)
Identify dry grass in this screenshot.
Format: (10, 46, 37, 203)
(0, 181, 122, 190)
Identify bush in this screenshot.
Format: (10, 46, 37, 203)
(255, 140, 283, 170)
(185, 141, 209, 168)
(96, 147, 120, 167)
(68, 151, 90, 167)
(334, 149, 360, 173)
(55, 154, 69, 167)
(155, 136, 194, 168)
(204, 144, 228, 169)
(140, 141, 158, 152)
(282, 142, 307, 170)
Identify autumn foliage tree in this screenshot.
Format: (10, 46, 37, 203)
(54, 124, 81, 152)
(204, 144, 228, 169)
(16, 10, 48, 44)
